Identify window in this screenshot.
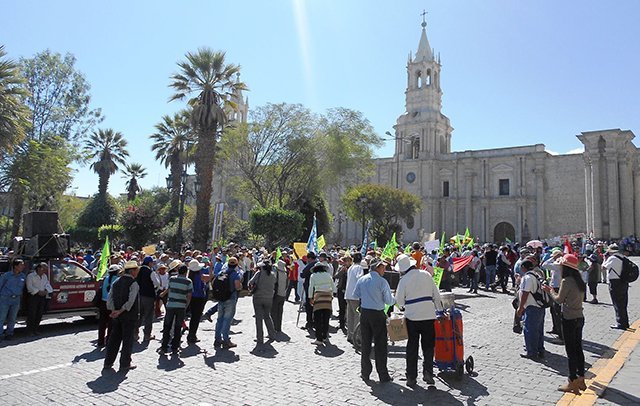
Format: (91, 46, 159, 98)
(499, 179, 510, 196)
(51, 262, 92, 283)
(443, 181, 450, 197)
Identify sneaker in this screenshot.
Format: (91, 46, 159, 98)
(610, 324, 627, 330)
(519, 353, 538, 360)
(156, 347, 169, 355)
(120, 364, 137, 371)
(187, 337, 200, 343)
(422, 372, 435, 385)
(223, 340, 237, 349)
(214, 339, 223, 347)
(406, 378, 417, 388)
(379, 376, 393, 383)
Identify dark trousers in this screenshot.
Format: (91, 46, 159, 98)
(337, 291, 346, 329)
(406, 319, 435, 380)
(496, 268, 509, 291)
(104, 317, 136, 369)
(27, 294, 47, 334)
(550, 287, 563, 338)
(187, 297, 207, 341)
(562, 317, 585, 380)
(271, 295, 286, 332)
(138, 296, 155, 337)
(314, 309, 331, 340)
(305, 298, 314, 329)
(360, 309, 390, 380)
(285, 279, 299, 301)
(609, 280, 629, 328)
(98, 300, 112, 346)
(162, 307, 185, 350)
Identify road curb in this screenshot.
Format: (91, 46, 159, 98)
(557, 318, 640, 406)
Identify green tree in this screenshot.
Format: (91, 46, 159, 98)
(122, 163, 147, 201)
(84, 128, 129, 198)
(169, 48, 247, 250)
(19, 49, 102, 142)
(56, 194, 90, 232)
(150, 111, 194, 219)
(342, 184, 421, 243)
(0, 45, 30, 156)
(249, 206, 304, 249)
(120, 192, 164, 248)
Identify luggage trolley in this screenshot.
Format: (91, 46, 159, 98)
(434, 293, 474, 379)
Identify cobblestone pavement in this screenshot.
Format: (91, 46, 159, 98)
(1, 269, 639, 405)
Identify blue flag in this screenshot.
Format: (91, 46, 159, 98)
(361, 222, 370, 257)
(307, 214, 318, 254)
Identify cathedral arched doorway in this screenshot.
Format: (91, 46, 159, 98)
(493, 222, 515, 243)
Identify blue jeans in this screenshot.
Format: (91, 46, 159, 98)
(0, 295, 22, 336)
(523, 306, 545, 356)
(485, 265, 496, 287)
(471, 271, 480, 292)
(215, 298, 237, 341)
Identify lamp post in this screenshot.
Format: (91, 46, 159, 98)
(356, 196, 369, 243)
(334, 211, 345, 247)
(166, 166, 200, 251)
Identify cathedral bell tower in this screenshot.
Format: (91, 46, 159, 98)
(393, 15, 452, 161)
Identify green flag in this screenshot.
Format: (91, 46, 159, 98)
(467, 237, 475, 249)
(275, 247, 282, 262)
(439, 232, 446, 255)
(432, 266, 444, 288)
(404, 245, 411, 254)
(96, 236, 110, 280)
(505, 237, 512, 244)
(464, 227, 470, 240)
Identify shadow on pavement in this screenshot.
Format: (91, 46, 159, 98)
(437, 371, 489, 404)
(204, 349, 240, 369)
(370, 380, 464, 405)
(72, 347, 104, 364)
(156, 353, 184, 371)
(313, 342, 344, 358)
(250, 343, 279, 358)
(601, 385, 640, 404)
(86, 371, 127, 394)
(180, 343, 207, 358)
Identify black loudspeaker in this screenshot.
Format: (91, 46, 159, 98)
(22, 211, 59, 238)
(12, 236, 27, 255)
(24, 234, 69, 258)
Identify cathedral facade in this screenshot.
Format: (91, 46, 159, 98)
(328, 20, 639, 245)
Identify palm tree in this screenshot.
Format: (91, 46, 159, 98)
(169, 48, 247, 249)
(122, 163, 147, 201)
(84, 129, 129, 198)
(150, 111, 194, 219)
(0, 45, 30, 156)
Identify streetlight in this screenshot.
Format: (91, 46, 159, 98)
(355, 196, 369, 243)
(333, 211, 345, 247)
(385, 131, 412, 188)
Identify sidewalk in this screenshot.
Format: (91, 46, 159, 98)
(596, 337, 640, 405)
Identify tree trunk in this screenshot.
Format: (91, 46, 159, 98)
(10, 188, 24, 238)
(168, 154, 181, 220)
(98, 170, 109, 198)
(192, 131, 215, 250)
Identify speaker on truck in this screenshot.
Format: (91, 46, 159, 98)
(22, 211, 59, 238)
(24, 234, 70, 258)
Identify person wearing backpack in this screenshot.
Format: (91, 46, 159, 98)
(213, 256, 243, 348)
(602, 244, 630, 330)
(516, 256, 547, 359)
(542, 254, 586, 394)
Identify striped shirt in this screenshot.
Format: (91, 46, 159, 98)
(166, 276, 193, 309)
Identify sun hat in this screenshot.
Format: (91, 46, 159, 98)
(168, 259, 182, 272)
(188, 258, 204, 272)
(558, 253, 580, 271)
(124, 260, 139, 271)
(393, 254, 416, 273)
(108, 264, 121, 274)
(606, 244, 619, 254)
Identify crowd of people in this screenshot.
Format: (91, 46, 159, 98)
(0, 237, 635, 393)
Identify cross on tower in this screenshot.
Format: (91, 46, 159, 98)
(421, 10, 428, 23)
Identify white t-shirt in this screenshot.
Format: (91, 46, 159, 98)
(603, 254, 623, 281)
(345, 264, 363, 300)
(520, 272, 541, 308)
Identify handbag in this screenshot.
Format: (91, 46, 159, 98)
(387, 316, 408, 342)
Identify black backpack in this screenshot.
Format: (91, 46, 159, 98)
(210, 271, 233, 302)
(615, 255, 639, 283)
(525, 271, 553, 308)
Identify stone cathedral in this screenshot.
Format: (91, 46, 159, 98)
(327, 19, 639, 245)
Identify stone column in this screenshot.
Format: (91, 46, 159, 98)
(634, 166, 640, 236)
(606, 152, 621, 239)
(619, 154, 635, 237)
(464, 171, 473, 232)
(590, 153, 603, 238)
(583, 156, 593, 235)
(534, 161, 545, 238)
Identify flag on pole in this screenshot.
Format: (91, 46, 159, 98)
(404, 245, 412, 254)
(464, 227, 470, 240)
(439, 232, 446, 255)
(432, 266, 444, 288)
(505, 237, 512, 244)
(380, 232, 399, 261)
(317, 235, 326, 250)
(275, 247, 282, 262)
(467, 238, 475, 249)
(96, 236, 110, 280)
(360, 222, 370, 256)
(307, 214, 318, 254)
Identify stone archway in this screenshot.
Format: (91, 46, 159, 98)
(493, 221, 515, 243)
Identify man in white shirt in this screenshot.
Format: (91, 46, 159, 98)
(602, 245, 629, 330)
(394, 254, 443, 387)
(345, 252, 364, 343)
(542, 248, 563, 339)
(26, 262, 53, 336)
(516, 258, 546, 359)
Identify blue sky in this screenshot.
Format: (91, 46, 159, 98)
(3, 0, 640, 197)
